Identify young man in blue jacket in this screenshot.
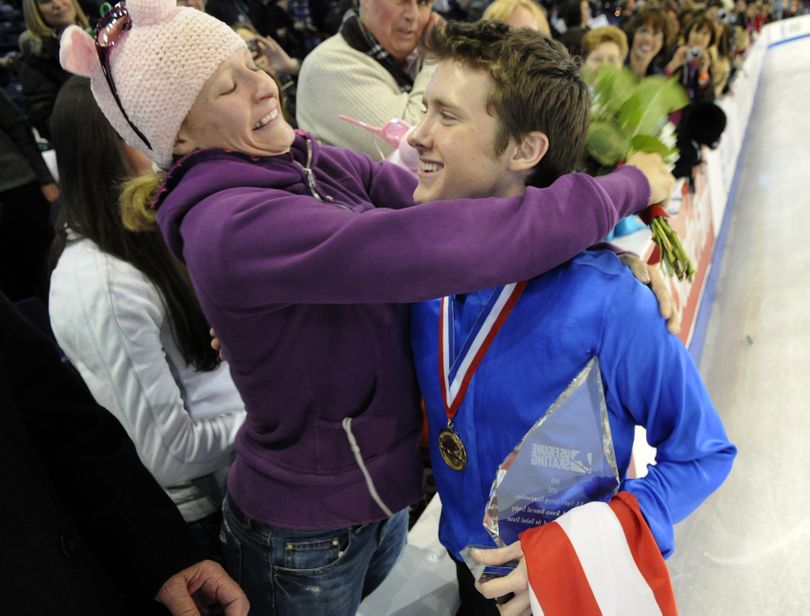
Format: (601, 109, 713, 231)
(408, 21, 736, 616)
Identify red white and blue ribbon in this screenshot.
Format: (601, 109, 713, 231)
(438, 281, 528, 418)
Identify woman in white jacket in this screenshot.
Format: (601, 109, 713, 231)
(47, 77, 245, 557)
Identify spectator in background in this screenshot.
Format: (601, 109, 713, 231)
(624, 8, 672, 79)
(208, 0, 252, 25)
(0, 52, 19, 85)
(678, 4, 697, 35)
(296, 0, 441, 158)
(706, 0, 724, 22)
(77, 0, 103, 25)
(235, 23, 301, 76)
(581, 24, 628, 71)
(614, 0, 636, 28)
(733, 0, 750, 30)
(18, 0, 88, 140)
(556, 0, 590, 57)
(750, 2, 768, 33)
(664, 13, 715, 102)
(47, 77, 246, 559)
(482, 0, 550, 33)
(711, 19, 732, 97)
(0, 290, 249, 616)
(249, 0, 334, 59)
(661, 0, 682, 56)
(178, 0, 253, 27)
(0, 89, 57, 302)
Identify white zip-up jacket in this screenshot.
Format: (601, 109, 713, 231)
(49, 231, 245, 522)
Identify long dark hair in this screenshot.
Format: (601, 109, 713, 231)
(48, 76, 219, 371)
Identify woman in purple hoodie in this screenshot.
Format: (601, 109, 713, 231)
(59, 1, 673, 614)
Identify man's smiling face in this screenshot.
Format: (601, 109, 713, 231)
(407, 60, 525, 204)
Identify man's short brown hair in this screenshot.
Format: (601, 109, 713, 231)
(422, 21, 590, 188)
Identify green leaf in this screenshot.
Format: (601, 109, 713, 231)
(586, 121, 630, 167)
(618, 76, 688, 138)
(586, 65, 638, 117)
(629, 134, 673, 156)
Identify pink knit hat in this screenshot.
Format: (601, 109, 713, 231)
(60, 0, 245, 169)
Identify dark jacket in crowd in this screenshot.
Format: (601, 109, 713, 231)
(0, 292, 204, 615)
(0, 89, 53, 194)
(0, 90, 54, 301)
(18, 33, 72, 140)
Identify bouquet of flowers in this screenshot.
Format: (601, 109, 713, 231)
(584, 65, 696, 281)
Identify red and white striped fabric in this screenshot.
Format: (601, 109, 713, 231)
(520, 492, 677, 616)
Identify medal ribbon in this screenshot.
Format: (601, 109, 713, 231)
(438, 281, 528, 419)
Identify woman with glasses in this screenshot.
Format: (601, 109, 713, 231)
(623, 8, 673, 80)
(58, 1, 671, 613)
(48, 76, 246, 559)
(18, 0, 89, 140)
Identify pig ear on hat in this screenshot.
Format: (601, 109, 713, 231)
(60, 25, 99, 78)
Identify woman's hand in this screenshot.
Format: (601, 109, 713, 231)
(40, 182, 60, 203)
(625, 151, 676, 207)
(697, 48, 711, 71)
(666, 45, 688, 73)
(472, 542, 532, 616)
(210, 328, 225, 361)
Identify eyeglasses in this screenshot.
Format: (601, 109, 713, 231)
(95, 1, 152, 149)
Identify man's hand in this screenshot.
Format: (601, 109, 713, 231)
(40, 183, 60, 204)
(257, 34, 299, 75)
(472, 542, 532, 616)
(625, 152, 675, 207)
(424, 11, 446, 38)
(155, 559, 249, 616)
(618, 253, 681, 334)
(209, 328, 225, 361)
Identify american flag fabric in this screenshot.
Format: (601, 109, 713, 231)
(520, 492, 677, 616)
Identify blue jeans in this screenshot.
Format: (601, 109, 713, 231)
(220, 493, 408, 615)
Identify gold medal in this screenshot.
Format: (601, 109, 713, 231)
(436, 284, 526, 474)
(438, 427, 467, 471)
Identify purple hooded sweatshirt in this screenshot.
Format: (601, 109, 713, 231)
(154, 132, 649, 530)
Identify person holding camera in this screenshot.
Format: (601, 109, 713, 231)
(664, 13, 716, 103)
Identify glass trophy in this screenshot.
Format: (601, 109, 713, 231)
(463, 357, 619, 581)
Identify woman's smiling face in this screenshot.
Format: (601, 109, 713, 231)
(175, 49, 295, 158)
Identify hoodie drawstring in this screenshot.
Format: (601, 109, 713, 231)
(341, 417, 394, 518)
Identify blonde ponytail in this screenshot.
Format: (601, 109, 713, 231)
(120, 171, 162, 232)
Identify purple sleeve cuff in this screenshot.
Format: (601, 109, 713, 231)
(594, 166, 651, 219)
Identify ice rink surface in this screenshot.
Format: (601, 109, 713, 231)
(668, 34, 810, 615)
